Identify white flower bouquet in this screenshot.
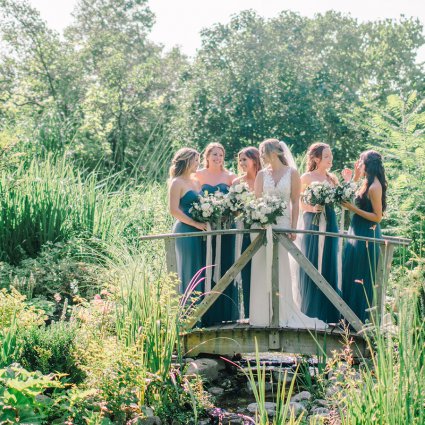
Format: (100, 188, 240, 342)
(239, 194, 287, 226)
(301, 181, 335, 207)
(334, 181, 357, 203)
(223, 182, 254, 214)
(189, 191, 225, 224)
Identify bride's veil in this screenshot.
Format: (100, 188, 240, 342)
(280, 141, 303, 308)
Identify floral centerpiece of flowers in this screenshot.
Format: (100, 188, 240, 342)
(239, 194, 287, 226)
(223, 182, 254, 215)
(301, 181, 335, 207)
(189, 191, 225, 224)
(334, 181, 358, 203)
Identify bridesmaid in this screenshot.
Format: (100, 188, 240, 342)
(341, 150, 387, 324)
(232, 147, 262, 319)
(299, 143, 340, 323)
(169, 148, 207, 296)
(196, 142, 238, 325)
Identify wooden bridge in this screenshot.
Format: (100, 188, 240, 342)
(141, 227, 409, 358)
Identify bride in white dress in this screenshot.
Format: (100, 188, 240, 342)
(249, 139, 327, 329)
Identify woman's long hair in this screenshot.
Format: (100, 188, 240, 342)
(203, 142, 225, 169)
(169, 148, 199, 179)
(358, 150, 387, 211)
(306, 142, 337, 184)
(259, 138, 288, 166)
(238, 146, 262, 176)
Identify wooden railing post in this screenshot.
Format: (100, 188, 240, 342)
(164, 238, 177, 275)
(375, 242, 395, 324)
(271, 237, 280, 328)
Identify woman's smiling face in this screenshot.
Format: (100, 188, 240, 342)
(208, 147, 224, 167)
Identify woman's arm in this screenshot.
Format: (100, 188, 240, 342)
(342, 183, 383, 223)
(254, 171, 264, 198)
(168, 179, 207, 230)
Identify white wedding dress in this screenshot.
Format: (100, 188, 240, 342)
(249, 167, 327, 329)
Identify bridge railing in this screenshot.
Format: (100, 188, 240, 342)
(140, 228, 409, 333)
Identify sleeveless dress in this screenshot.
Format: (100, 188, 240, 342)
(342, 196, 382, 323)
(249, 168, 327, 328)
(299, 204, 340, 323)
(201, 183, 238, 326)
(172, 190, 204, 295)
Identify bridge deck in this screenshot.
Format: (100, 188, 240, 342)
(182, 323, 368, 358)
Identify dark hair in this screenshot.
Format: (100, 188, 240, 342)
(358, 150, 387, 211)
(306, 142, 337, 184)
(169, 148, 199, 178)
(238, 147, 262, 175)
(259, 139, 288, 166)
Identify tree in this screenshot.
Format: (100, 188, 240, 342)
(177, 10, 424, 166)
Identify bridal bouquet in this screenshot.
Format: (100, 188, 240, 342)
(189, 191, 225, 224)
(223, 182, 254, 214)
(334, 181, 357, 203)
(301, 181, 335, 207)
(240, 194, 287, 226)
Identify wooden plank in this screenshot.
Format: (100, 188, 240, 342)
(183, 325, 367, 358)
(186, 232, 266, 329)
(375, 243, 395, 323)
(270, 238, 280, 328)
(276, 234, 364, 332)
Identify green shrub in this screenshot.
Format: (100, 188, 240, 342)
(0, 364, 62, 424)
(19, 321, 86, 383)
(0, 287, 46, 330)
(1, 239, 101, 302)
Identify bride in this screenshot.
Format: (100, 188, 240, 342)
(249, 138, 327, 329)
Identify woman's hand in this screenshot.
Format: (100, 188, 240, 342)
(312, 204, 324, 213)
(287, 233, 297, 241)
(341, 201, 354, 211)
(193, 221, 207, 231)
(353, 160, 362, 181)
(341, 168, 353, 182)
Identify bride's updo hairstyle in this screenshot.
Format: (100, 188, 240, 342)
(169, 148, 199, 179)
(306, 142, 338, 184)
(358, 150, 387, 211)
(203, 142, 225, 169)
(259, 138, 288, 166)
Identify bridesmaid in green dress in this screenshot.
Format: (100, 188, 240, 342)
(232, 147, 262, 320)
(341, 150, 387, 324)
(196, 142, 237, 325)
(169, 148, 207, 296)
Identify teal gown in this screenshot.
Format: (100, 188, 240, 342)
(342, 196, 382, 323)
(299, 205, 341, 323)
(201, 183, 239, 325)
(172, 190, 204, 295)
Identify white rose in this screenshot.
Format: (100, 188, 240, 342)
(202, 211, 208, 218)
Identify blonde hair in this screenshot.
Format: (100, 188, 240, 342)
(203, 142, 225, 169)
(169, 148, 199, 178)
(259, 138, 288, 166)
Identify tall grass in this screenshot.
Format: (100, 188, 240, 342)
(0, 156, 127, 264)
(104, 242, 180, 381)
(339, 279, 425, 424)
(0, 156, 172, 265)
